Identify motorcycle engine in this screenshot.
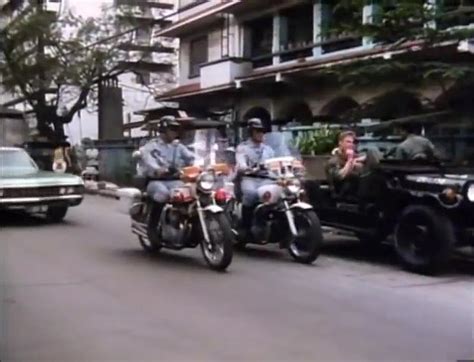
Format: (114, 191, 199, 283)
(160, 208, 187, 247)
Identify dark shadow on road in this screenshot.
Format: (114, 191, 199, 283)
(0, 211, 81, 229)
(322, 235, 474, 276)
(107, 247, 232, 275)
(234, 244, 321, 269)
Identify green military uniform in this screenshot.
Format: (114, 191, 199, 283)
(325, 150, 361, 194)
(394, 135, 435, 160)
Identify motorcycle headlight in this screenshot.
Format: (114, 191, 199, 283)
(286, 179, 301, 194)
(467, 184, 474, 202)
(198, 172, 215, 193)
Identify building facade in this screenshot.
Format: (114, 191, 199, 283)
(155, 0, 474, 135)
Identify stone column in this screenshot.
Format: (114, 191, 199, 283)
(313, 0, 330, 57)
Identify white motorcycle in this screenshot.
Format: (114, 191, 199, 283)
(232, 132, 323, 264)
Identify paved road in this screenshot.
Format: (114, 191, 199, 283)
(1, 196, 473, 361)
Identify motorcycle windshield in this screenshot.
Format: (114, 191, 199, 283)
(263, 131, 301, 160)
(186, 128, 231, 168)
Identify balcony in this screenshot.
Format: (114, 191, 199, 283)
(116, 14, 172, 28)
(115, 0, 174, 10)
(199, 57, 251, 88)
(118, 42, 175, 54)
(156, 1, 236, 37)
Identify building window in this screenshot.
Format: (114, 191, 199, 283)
(438, 0, 474, 29)
(322, 1, 363, 54)
(244, 16, 273, 68)
(189, 36, 208, 78)
(280, 3, 314, 63)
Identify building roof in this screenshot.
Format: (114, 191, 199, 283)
(156, 82, 234, 101)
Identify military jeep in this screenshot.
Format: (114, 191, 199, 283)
(304, 115, 474, 274)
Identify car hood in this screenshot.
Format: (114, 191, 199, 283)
(0, 170, 84, 188)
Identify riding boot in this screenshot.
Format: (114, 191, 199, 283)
(241, 206, 255, 241)
(147, 202, 164, 243)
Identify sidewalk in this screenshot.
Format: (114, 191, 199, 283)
(84, 180, 119, 199)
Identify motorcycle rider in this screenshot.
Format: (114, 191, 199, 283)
(140, 115, 195, 227)
(236, 118, 275, 237)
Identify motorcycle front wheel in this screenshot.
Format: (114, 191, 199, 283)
(200, 213, 233, 271)
(288, 210, 322, 264)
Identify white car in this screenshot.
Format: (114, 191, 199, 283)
(0, 147, 85, 222)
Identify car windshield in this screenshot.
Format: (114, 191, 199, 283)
(0, 149, 38, 176)
(263, 131, 301, 159)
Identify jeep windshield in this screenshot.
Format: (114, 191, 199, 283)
(358, 113, 474, 166)
(0, 148, 38, 176)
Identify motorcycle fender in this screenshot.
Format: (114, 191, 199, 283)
(290, 202, 313, 210)
(203, 205, 224, 214)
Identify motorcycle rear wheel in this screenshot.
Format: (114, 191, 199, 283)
(200, 213, 233, 271)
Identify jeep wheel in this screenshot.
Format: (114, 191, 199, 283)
(394, 205, 454, 274)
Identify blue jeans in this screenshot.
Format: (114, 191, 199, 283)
(241, 177, 274, 207)
(147, 180, 184, 203)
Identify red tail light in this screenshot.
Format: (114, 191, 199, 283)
(215, 188, 229, 203)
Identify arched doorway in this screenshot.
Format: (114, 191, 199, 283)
(279, 102, 313, 125)
(362, 89, 423, 121)
(320, 96, 359, 122)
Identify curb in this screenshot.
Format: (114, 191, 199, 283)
(85, 188, 119, 199)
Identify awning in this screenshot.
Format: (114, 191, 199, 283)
(156, 82, 234, 101)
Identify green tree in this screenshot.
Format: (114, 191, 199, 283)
(322, 0, 474, 90)
(0, 0, 142, 142)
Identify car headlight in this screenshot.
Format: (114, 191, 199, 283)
(67, 187, 75, 194)
(59, 187, 67, 195)
(198, 172, 215, 192)
(467, 184, 474, 202)
(286, 179, 301, 194)
(0, 189, 3, 197)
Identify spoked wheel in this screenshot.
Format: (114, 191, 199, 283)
(288, 210, 323, 264)
(394, 205, 454, 274)
(201, 213, 233, 271)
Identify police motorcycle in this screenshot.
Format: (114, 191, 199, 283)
(232, 131, 323, 264)
(120, 119, 234, 271)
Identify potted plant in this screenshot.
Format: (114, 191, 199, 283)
(295, 127, 338, 180)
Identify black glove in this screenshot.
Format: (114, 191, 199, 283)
(168, 166, 178, 175)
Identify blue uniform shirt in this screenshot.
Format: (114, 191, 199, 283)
(140, 137, 195, 178)
(236, 140, 275, 171)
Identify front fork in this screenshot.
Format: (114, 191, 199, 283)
(196, 199, 211, 244)
(284, 201, 299, 238)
